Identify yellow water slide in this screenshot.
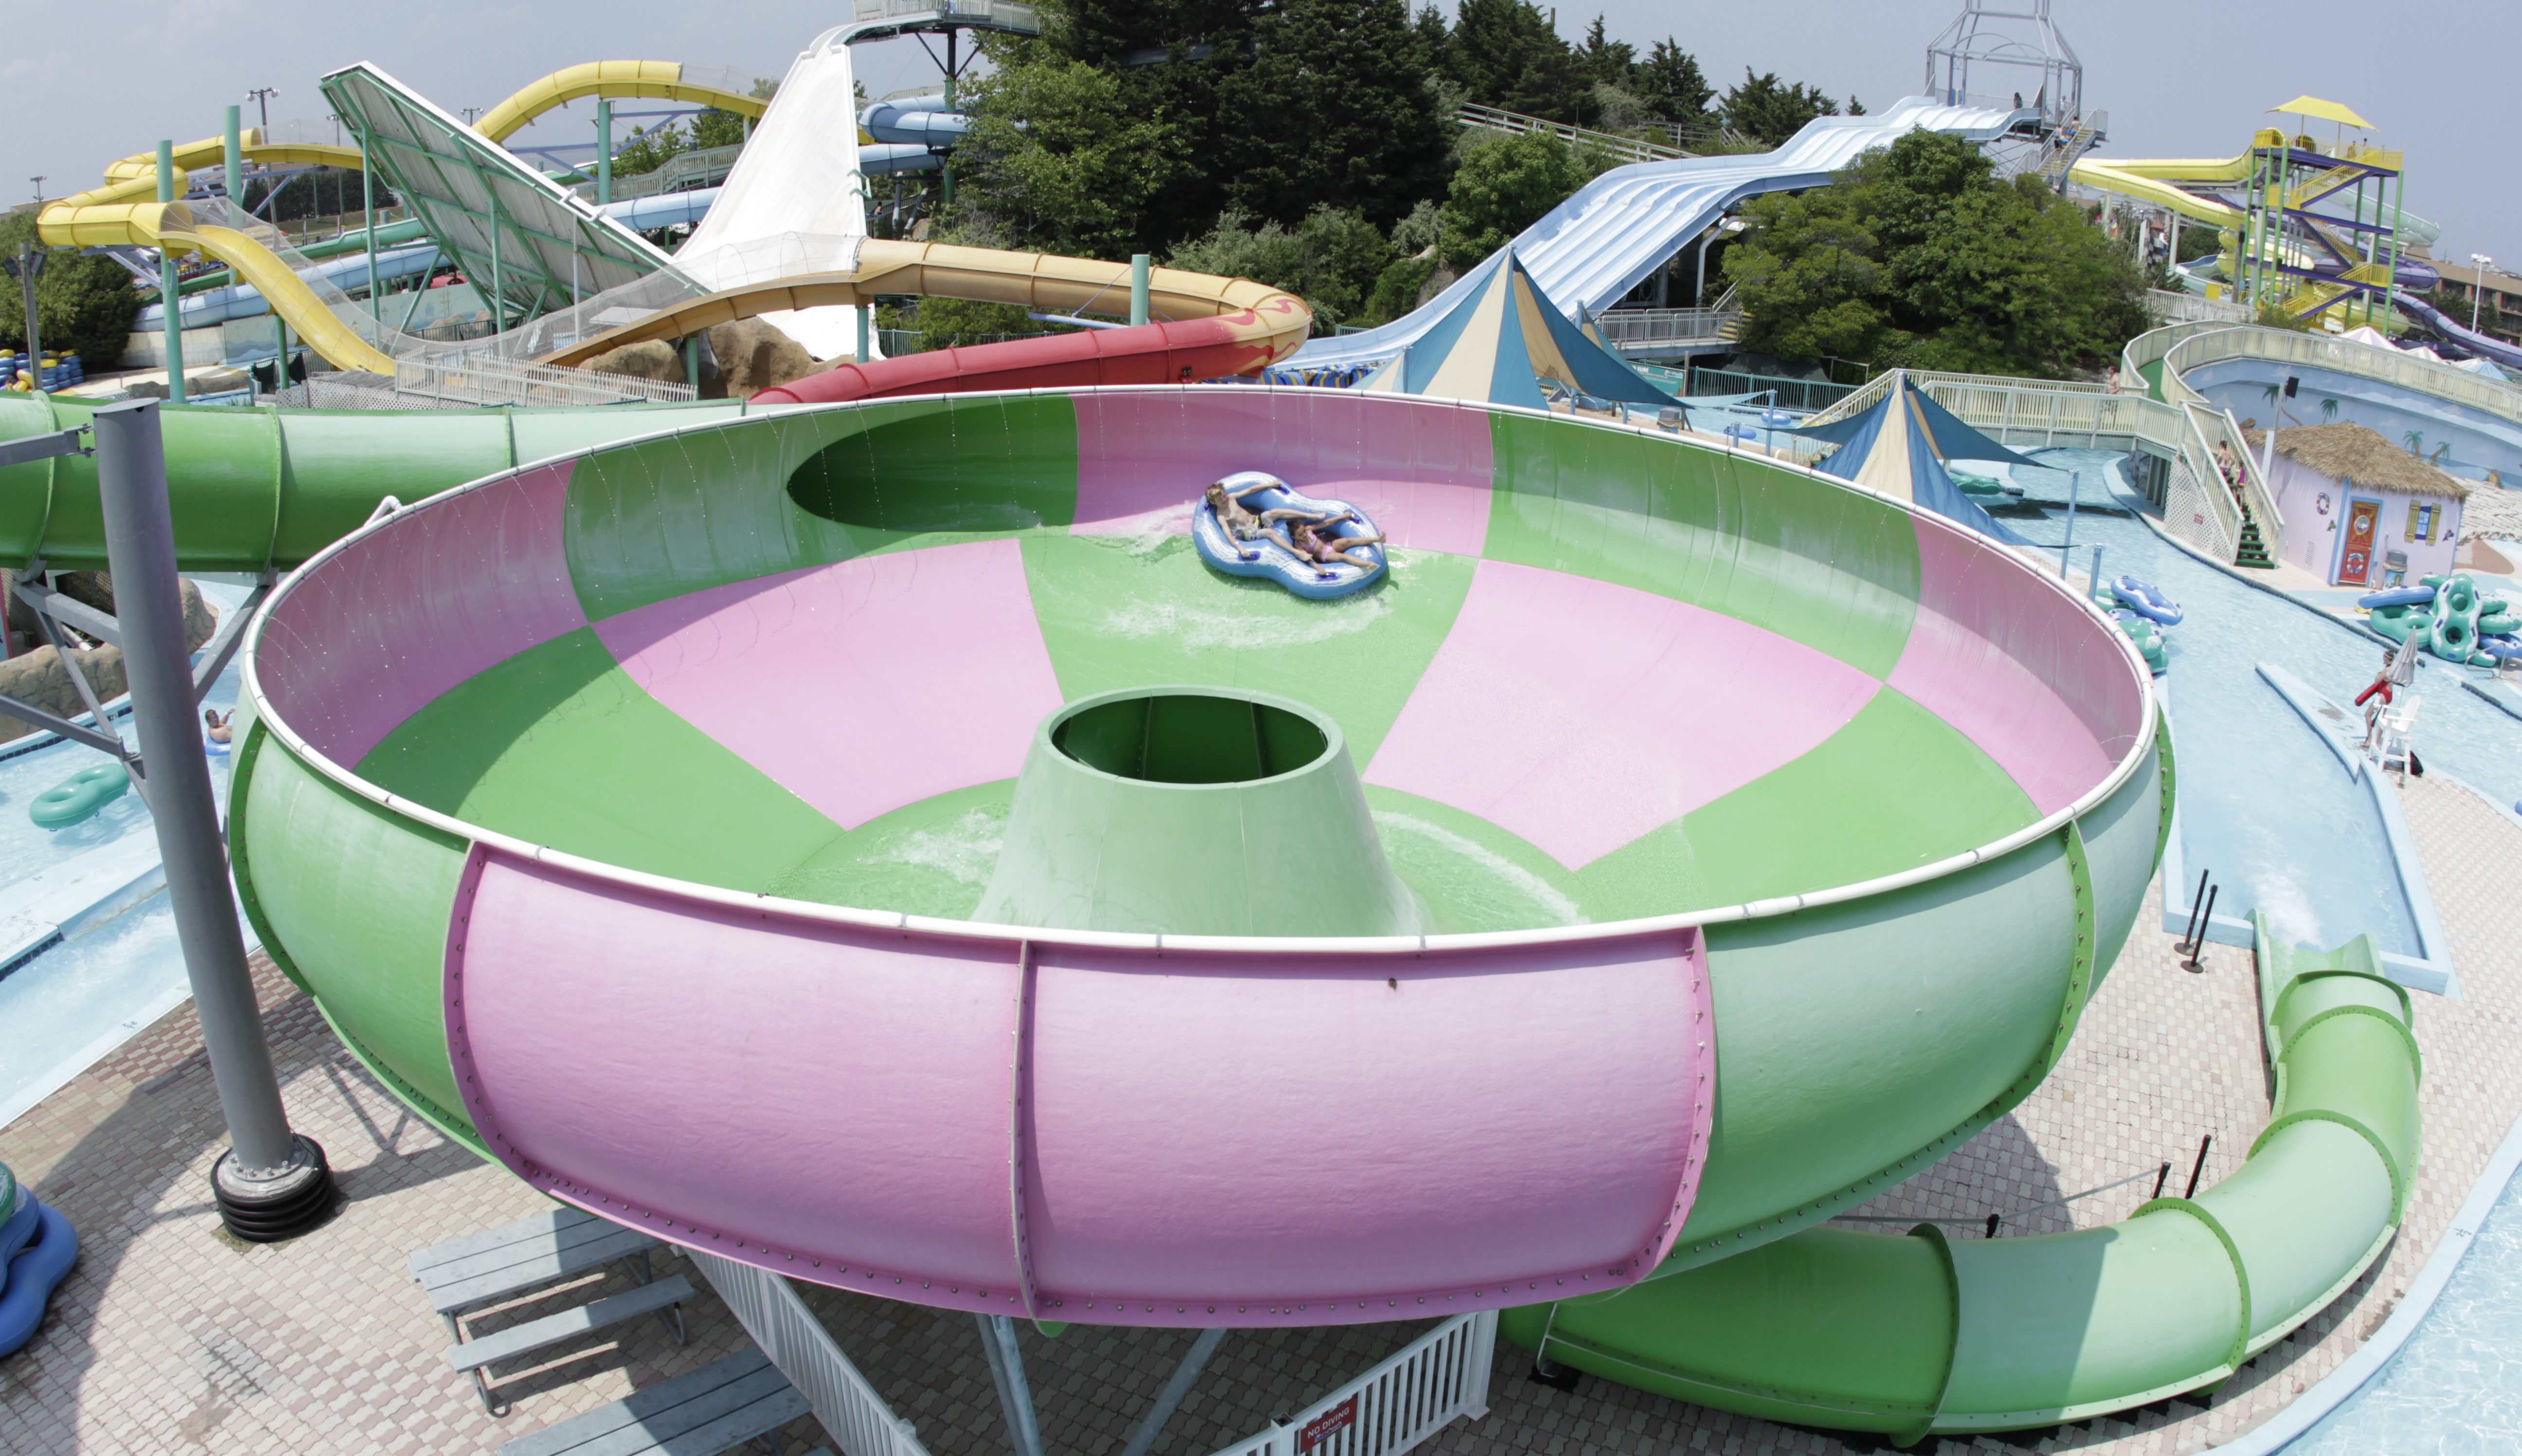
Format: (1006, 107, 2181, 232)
(38, 187, 398, 374)
(473, 61, 769, 142)
(2068, 136, 2268, 228)
(535, 240, 1314, 369)
(39, 62, 780, 373)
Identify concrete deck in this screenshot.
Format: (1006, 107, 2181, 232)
(2, 772, 2516, 1456)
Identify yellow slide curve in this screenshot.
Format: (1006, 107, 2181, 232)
(536, 239, 1313, 370)
(39, 194, 397, 375)
(41, 61, 778, 375)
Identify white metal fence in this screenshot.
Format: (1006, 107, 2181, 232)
(2161, 324, 2522, 430)
(1455, 105, 1687, 167)
(393, 356, 696, 407)
(1203, 1312, 1496, 1456)
(2145, 288, 2250, 325)
(688, 1250, 931, 1456)
(1594, 308, 1739, 351)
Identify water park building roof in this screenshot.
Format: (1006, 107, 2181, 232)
(2245, 422, 2469, 498)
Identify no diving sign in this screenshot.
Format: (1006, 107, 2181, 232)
(1297, 1396, 1357, 1452)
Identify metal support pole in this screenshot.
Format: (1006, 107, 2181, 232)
(940, 30, 958, 206)
(488, 214, 504, 335)
(1130, 253, 1151, 327)
(974, 1314, 1045, 1456)
(2182, 1135, 2214, 1199)
(6, 245, 41, 395)
(2178, 869, 2210, 953)
(856, 305, 870, 364)
(2058, 469, 2080, 576)
(1117, 1328, 1227, 1456)
(91, 400, 333, 1239)
(2087, 544, 2104, 601)
(1694, 231, 1708, 306)
(223, 106, 243, 207)
(156, 142, 186, 404)
(361, 131, 381, 345)
(684, 336, 702, 392)
(596, 98, 613, 208)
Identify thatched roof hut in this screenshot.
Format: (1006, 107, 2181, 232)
(2239, 422, 2469, 499)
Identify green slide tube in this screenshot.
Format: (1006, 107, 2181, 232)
(0, 393, 746, 572)
(1504, 911, 2420, 1441)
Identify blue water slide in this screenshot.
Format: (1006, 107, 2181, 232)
(1294, 96, 2030, 368)
(2392, 291, 2522, 373)
(862, 95, 970, 147)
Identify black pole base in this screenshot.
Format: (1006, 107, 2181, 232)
(1528, 1356, 1583, 1392)
(212, 1135, 336, 1243)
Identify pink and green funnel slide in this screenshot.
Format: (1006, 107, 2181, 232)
(0, 387, 2417, 1439)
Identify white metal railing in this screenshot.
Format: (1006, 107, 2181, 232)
(689, 1251, 930, 1456)
(2145, 288, 2249, 325)
(1594, 307, 1740, 348)
(575, 144, 745, 203)
(1204, 1312, 1495, 1456)
(2158, 324, 2522, 431)
(391, 356, 697, 407)
(2172, 403, 2246, 559)
(1455, 105, 1687, 167)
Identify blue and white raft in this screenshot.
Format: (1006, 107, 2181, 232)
(2108, 575, 2185, 626)
(1192, 471, 1388, 600)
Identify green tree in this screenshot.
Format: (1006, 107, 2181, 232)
(955, 0, 1447, 254)
(1721, 128, 2147, 378)
(0, 212, 142, 368)
(1721, 69, 1839, 147)
(1442, 0, 1585, 121)
(1437, 129, 1587, 270)
(1575, 16, 1636, 90)
(906, 296, 1074, 351)
(1167, 206, 1396, 332)
(1634, 40, 1712, 126)
(610, 123, 688, 179)
(950, 53, 1195, 260)
(1210, 0, 1451, 229)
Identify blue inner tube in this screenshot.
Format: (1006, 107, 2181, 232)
(2109, 575, 2185, 626)
(1192, 472, 1388, 601)
(0, 1202, 77, 1358)
(2357, 585, 2436, 610)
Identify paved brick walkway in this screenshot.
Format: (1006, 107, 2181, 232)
(1, 773, 2515, 1456)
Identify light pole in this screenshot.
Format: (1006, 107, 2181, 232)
(247, 86, 278, 132)
(2, 245, 45, 391)
(28, 176, 42, 204)
(2470, 254, 2494, 333)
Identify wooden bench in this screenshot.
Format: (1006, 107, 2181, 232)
(410, 1205, 688, 1415)
(497, 1348, 816, 1456)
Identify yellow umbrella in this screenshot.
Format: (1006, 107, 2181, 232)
(2268, 95, 2375, 150)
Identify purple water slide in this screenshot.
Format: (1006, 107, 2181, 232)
(2393, 291, 2522, 373)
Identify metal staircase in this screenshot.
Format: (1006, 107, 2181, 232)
(2037, 109, 2107, 187)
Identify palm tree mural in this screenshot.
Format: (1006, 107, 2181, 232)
(2320, 397, 2341, 423)
(2405, 428, 2425, 455)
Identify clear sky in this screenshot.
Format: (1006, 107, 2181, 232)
(6, 0, 2512, 266)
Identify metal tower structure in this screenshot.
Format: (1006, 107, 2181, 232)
(1925, 0, 2084, 131)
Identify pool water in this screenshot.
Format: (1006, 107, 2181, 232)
(0, 581, 257, 1122)
(1988, 450, 2522, 954)
(2287, 1156, 2522, 1454)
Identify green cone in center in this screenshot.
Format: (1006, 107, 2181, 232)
(976, 686, 1425, 937)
